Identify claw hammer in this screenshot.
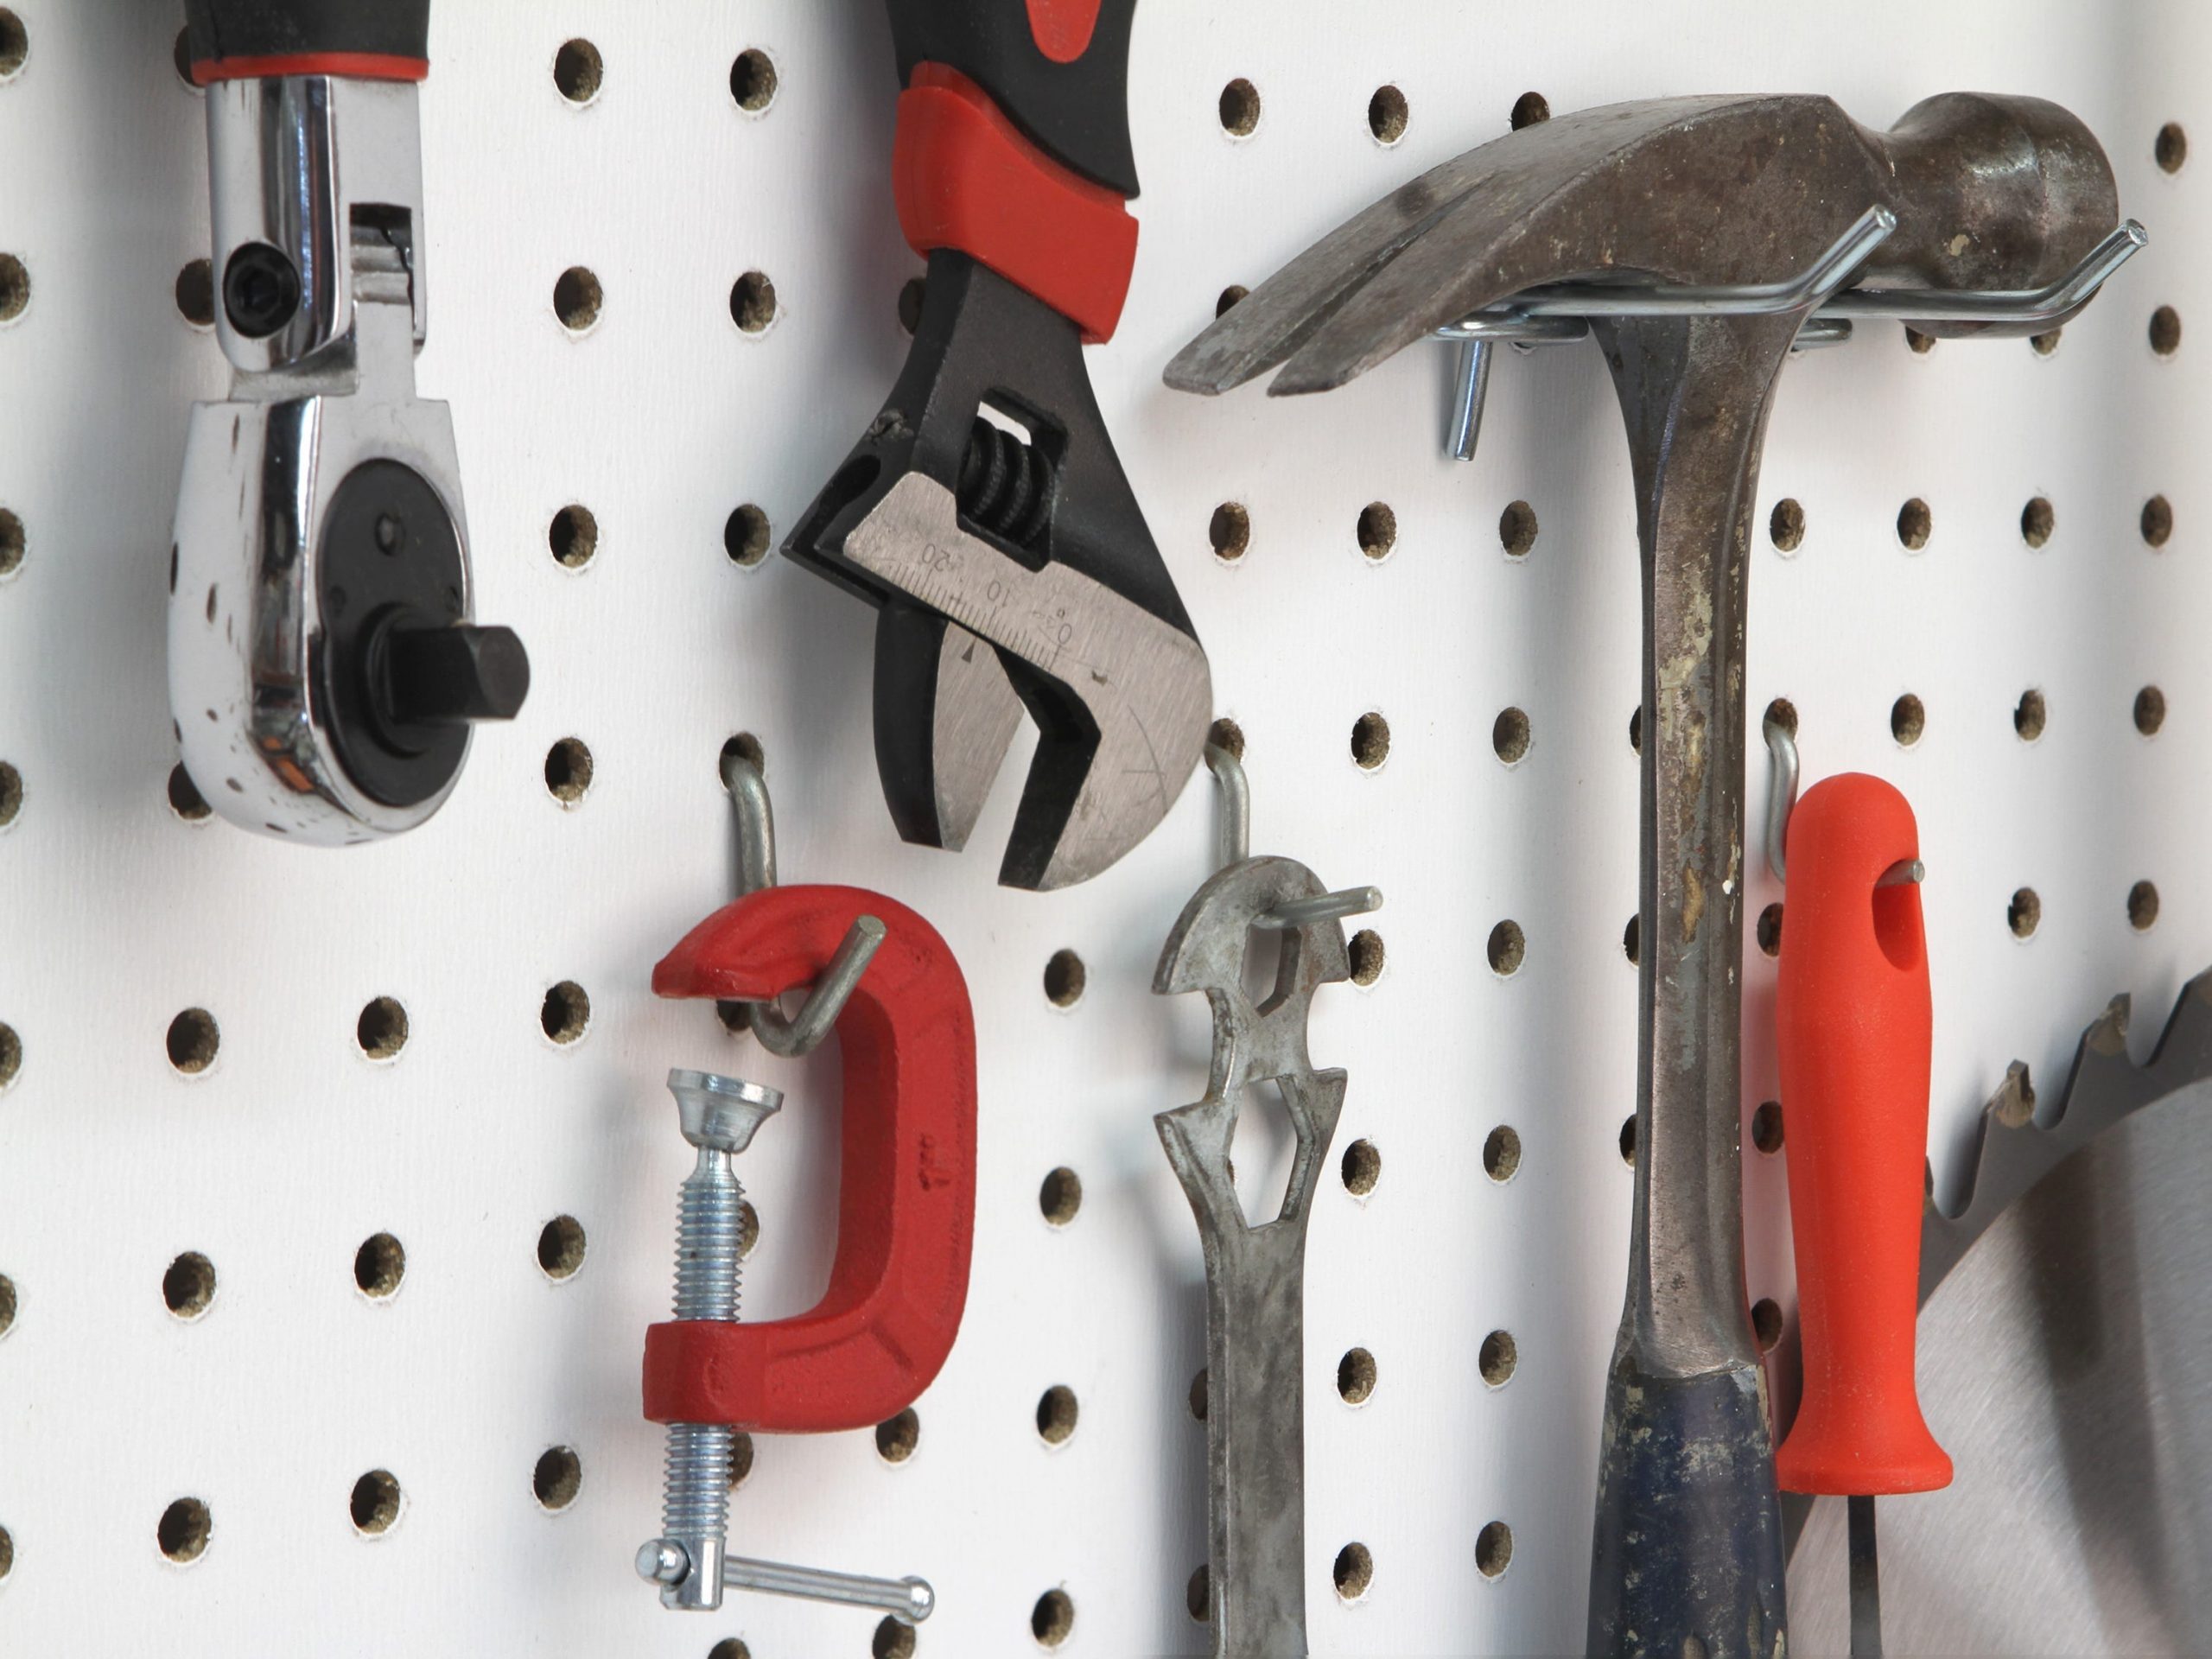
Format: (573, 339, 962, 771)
(1165, 90, 2121, 1655)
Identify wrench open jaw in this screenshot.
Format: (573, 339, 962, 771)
(787, 251, 1211, 892)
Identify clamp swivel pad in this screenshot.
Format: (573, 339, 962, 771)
(645, 885, 977, 1433)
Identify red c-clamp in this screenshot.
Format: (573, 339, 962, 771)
(643, 884, 976, 1433)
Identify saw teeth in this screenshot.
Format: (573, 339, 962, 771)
(1924, 970, 2212, 1296)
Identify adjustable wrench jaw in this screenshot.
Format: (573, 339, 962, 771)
(171, 75, 525, 844)
(786, 251, 1211, 891)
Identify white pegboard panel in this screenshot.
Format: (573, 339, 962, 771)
(0, 2, 2203, 1655)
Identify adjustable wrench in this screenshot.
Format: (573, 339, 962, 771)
(172, 1, 529, 843)
(785, 3, 1211, 892)
(1166, 92, 2120, 1655)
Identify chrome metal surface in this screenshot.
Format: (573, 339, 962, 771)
(1205, 742, 1251, 869)
(842, 473, 1213, 891)
(721, 1556, 935, 1626)
(1764, 715, 1800, 883)
(1446, 335, 1492, 461)
(926, 623, 1024, 853)
(1253, 886, 1382, 931)
(1154, 855, 1360, 1657)
(1847, 1495, 1882, 1658)
(1790, 1083, 2212, 1654)
(1823, 219, 2146, 322)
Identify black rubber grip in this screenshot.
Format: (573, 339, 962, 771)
(888, 1, 1139, 198)
(184, 0, 430, 67)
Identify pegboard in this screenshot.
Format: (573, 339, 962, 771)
(0, 3, 2203, 1654)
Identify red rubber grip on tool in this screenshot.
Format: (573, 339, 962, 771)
(1026, 0, 1105, 61)
(191, 53, 428, 85)
(1774, 774, 1953, 1497)
(893, 63, 1140, 342)
(644, 885, 976, 1433)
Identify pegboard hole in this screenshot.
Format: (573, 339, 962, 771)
(0, 1022, 18, 1091)
(2021, 496, 2055, 549)
(354, 1233, 405, 1299)
(1482, 1124, 1522, 1184)
(553, 266, 601, 332)
(1896, 497, 1932, 550)
(729, 48, 778, 112)
(728, 1433, 755, 1491)
(1215, 284, 1249, 317)
(0, 506, 22, 575)
(1036, 1384, 1079, 1445)
(1341, 1137, 1381, 1196)
(346, 1469, 400, 1536)
(2142, 494, 2174, 548)
(738, 1198, 760, 1260)
(162, 1252, 216, 1319)
(1628, 707, 1643, 755)
(897, 274, 926, 335)
(1891, 694, 1926, 747)
(1357, 501, 1397, 561)
(1347, 928, 1384, 986)
(0, 10, 25, 80)
(1209, 501, 1250, 563)
(1368, 84, 1408, 144)
(1764, 697, 1798, 739)
(0, 254, 28, 323)
(1336, 1346, 1376, 1405)
(1186, 1565, 1210, 1622)
(1479, 1329, 1517, 1387)
(2030, 327, 2062, 356)
(0, 1523, 10, 1580)
(166, 1007, 219, 1075)
(553, 38, 602, 104)
(549, 504, 598, 569)
(1032, 1588, 1076, 1648)
(2009, 887, 2041, 939)
(2014, 689, 2047, 742)
(730, 270, 778, 334)
(537, 1215, 587, 1281)
(1351, 711, 1390, 770)
(1751, 1298, 1784, 1353)
(0, 1273, 14, 1336)
(2129, 880, 2161, 931)
(2151, 305, 2183, 356)
(1043, 949, 1086, 1008)
(544, 737, 594, 804)
(356, 995, 408, 1060)
(1207, 715, 1246, 760)
(1476, 1521, 1514, 1579)
(1491, 707, 1530, 764)
(875, 1408, 920, 1464)
(1217, 78, 1260, 137)
(1498, 499, 1538, 558)
(532, 1446, 582, 1510)
(1757, 903, 1783, 957)
(871, 1619, 913, 1659)
(1904, 327, 1936, 354)
(1485, 920, 1524, 976)
(2158, 121, 2189, 173)
(1751, 1102, 1783, 1154)
(1622, 913, 1639, 966)
(1188, 1368, 1209, 1421)
(167, 763, 211, 822)
(1619, 1115, 1637, 1166)
(1039, 1166, 1083, 1226)
(1510, 91, 1549, 130)
(171, 28, 193, 87)
(724, 504, 772, 567)
(541, 981, 591, 1045)
(158, 1497, 211, 1563)
(2136, 685, 2167, 736)
(1332, 1542, 1374, 1602)
(1769, 498, 1805, 553)
(0, 760, 21, 826)
(175, 259, 214, 327)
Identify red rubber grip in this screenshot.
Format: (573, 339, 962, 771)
(191, 52, 428, 85)
(893, 63, 1139, 342)
(644, 885, 976, 1433)
(1774, 774, 1953, 1497)
(1026, 0, 1105, 61)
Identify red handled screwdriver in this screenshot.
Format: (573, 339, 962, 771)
(1774, 773, 1953, 1657)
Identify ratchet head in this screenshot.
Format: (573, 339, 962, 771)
(786, 251, 1211, 891)
(1166, 92, 2119, 398)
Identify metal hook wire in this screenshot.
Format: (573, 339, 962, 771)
(721, 751, 886, 1056)
(1204, 740, 1382, 926)
(1762, 716, 1924, 890)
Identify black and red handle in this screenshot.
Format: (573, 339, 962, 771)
(889, 2, 1141, 342)
(182, 0, 430, 86)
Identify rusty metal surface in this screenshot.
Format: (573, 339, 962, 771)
(1167, 90, 2120, 1659)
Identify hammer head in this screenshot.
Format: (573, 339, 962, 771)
(1166, 92, 2118, 397)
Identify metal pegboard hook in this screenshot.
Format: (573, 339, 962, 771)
(1761, 715, 1924, 889)
(721, 750, 887, 1056)
(1205, 738, 1382, 926)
